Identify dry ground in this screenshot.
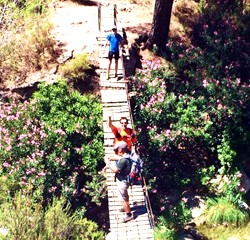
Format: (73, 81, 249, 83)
(51, 0, 194, 65)
(51, 0, 155, 60)
(2, 0, 197, 91)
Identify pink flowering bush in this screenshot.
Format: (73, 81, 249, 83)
(0, 81, 104, 211)
(132, 0, 250, 224)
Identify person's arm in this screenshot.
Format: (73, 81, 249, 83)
(131, 129, 137, 144)
(105, 158, 119, 173)
(108, 116, 116, 131)
(108, 116, 120, 139)
(104, 40, 109, 50)
(104, 35, 110, 53)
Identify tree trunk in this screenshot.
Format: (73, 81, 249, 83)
(147, 0, 174, 56)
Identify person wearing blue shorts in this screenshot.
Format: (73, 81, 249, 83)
(105, 26, 123, 80)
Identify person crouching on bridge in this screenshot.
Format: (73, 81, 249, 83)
(105, 26, 123, 80)
(105, 141, 134, 223)
(108, 116, 137, 151)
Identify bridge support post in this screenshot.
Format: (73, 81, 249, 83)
(114, 4, 117, 27)
(98, 3, 101, 32)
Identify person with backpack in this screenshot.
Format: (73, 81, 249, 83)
(105, 141, 134, 223)
(108, 116, 137, 151)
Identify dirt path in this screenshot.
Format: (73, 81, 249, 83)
(8, 0, 186, 90)
(51, 0, 154, 60)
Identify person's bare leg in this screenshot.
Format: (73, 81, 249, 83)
(107, 59, 112, 79)
(122, 200, 133, 222)
(115, 59, 118, 78)
(122, 200, 131, 213)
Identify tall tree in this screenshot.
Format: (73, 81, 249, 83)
(147, 0, 174, 56)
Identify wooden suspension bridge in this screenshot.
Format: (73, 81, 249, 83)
(96, 4, 154, 240)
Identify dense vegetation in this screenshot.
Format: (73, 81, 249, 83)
(131, 0, 250, 239)
(0, 0, 250, 239)
(0, 80, 106, 238)
(0, 0, 107, 238)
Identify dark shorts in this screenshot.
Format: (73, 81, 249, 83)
(108, 51, 119, 60)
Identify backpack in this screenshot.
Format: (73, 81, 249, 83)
(127, 151, 143, 186)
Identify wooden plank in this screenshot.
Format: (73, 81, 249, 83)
(106, 230, 154, 240)
(103, 114, 131, 124)
(108, 193, 145, 200)
(101, 89, 128, 103)
(102, 101, 129, 107)
(110, 223, 152, 231)
(100, 81, 126, 88)
(109, 214, 151, 223)
(99, 17, 154, 239)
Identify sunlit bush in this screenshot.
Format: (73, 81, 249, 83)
(0, 192, 105, 240)
(59, 53, 90, 81)
(0, 81, 105, 208)
(154, 216, 177, 240)
(0, 1, 57, 83)
(132, 0, 250, 230)
(204, 197, 249, 227)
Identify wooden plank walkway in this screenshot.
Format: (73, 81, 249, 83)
(97, 4, 154, 240)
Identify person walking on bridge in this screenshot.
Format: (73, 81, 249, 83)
(105, 141, 134, 223)
(105, 26, 123, 80)
(108, 116, 137, 151)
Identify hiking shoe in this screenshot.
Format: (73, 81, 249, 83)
(118, 208, 125, 212)
(119, 206, 134, 212)
(123, 214, 134, 223)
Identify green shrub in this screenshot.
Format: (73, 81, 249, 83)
(0, 1, 56, 83)
(44, 197, 105, 240)
(0, 191, 44, 240)
(154, 216, 178, 240)
(59, 53, 90, 81)
(73, 218, 105, 240)
(204, 197, 249, 227)
(0, 16, 56, 83)
(197, 222, 250, 240)
(44, 197, 74, 239)
(0, 193, 105, 240)
(154, 199, 192, 230)
(0, 81, 105, 208)
(132, 0, 250, 218)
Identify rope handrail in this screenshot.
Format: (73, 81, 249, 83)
(97, 4, 154, 239)
(98, 4, 117, 32)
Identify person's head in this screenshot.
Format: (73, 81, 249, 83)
(114, 141, 130, 156)
(120, 117, 128, 129)
(112, 26, 117, 35)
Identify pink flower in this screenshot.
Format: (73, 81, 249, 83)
(152, 189, 157, 193)
(6, 146, 12, 151)
(166, 129, 171, 136)
(236, 78, 241, 86)
(203, 79, 208, 87)
(203, 24, 208, 29)
(54, 129, 66, 136)
(217, 103, 223, 110)
(37, 171, 46, 176)
(3, 162, 10, 167)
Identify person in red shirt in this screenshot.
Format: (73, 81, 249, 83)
(108, 116, 136, 151)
